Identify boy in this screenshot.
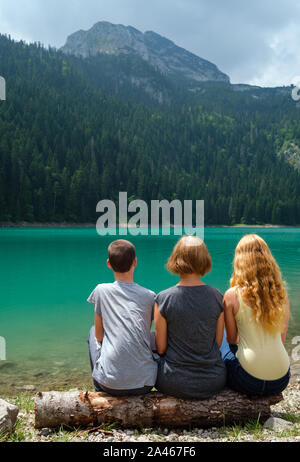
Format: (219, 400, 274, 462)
(87, 239, 157, 396)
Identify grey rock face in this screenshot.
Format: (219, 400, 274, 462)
(61, 21, 230, 84)
(0, 398, 19, 434)
(279, 141, 300, 171)
(264, 417, 294, 432)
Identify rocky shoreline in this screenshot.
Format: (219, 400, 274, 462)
(0, 359, 92, 396)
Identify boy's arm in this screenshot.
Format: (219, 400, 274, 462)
(95, 313, 104, 343)
(88, 286, 104, 343)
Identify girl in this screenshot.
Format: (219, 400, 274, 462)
(154, 236, 226, 399)
(221, 234, 290, 396)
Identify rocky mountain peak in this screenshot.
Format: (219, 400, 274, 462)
(61, 21, 230, 84)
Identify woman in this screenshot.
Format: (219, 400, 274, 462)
(221, 234, 290, 396)
(154, 235, 226, 399)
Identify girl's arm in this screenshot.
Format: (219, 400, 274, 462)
(95, 313, 104, 343)
(216, 312, 225, 348)
(281, 299, 290, 344)
(154, 303, 168, 355)
(224, 288, 239, 345)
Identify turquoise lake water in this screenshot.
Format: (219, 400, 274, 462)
(0, 227, 299, 392)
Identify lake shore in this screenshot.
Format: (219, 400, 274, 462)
(1, 222, 299, 229)
(1, 359, 299, 396)
(0, 222, 96, 228)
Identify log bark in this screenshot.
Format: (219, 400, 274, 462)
(34, 390, 283, 429)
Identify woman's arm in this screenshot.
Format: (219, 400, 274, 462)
(95, 313, 104, 343)
(281, 299, 290, 344)
(154, 303, 168, 355)
(216, 312, 225, 348)
(224, 288, 239, 345)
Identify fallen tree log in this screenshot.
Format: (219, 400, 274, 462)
(34, 390, 283, 429)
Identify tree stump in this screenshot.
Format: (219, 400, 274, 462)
(34, 390, 283, 429)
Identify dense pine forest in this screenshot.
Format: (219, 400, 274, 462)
(0, 34, 300, 225)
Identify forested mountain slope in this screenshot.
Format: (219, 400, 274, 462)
(0, 34, 300, 225)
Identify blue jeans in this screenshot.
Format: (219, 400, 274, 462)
(88, 326, 153, 396)
(220, 336, 290, 396)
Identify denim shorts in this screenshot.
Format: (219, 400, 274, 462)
(224, 345, 290, 396)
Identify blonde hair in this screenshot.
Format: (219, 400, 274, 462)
(231, 234, 288, 333)
(167, 236, 212, 276)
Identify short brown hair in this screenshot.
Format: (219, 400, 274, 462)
(167, 236, 212, 276)
(108, 240, 136, 273)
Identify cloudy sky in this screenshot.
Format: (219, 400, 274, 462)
(0, 0, 300, 87)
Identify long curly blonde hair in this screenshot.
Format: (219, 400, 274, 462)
(231, 234, 288, 333)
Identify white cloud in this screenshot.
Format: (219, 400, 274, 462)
(249, 21, 300, 86)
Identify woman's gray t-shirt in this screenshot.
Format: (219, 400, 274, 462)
(88, 281, 158, 390)
(155, 285, 226, 399)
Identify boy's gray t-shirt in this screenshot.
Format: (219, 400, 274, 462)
(87, 281, 157, 390)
